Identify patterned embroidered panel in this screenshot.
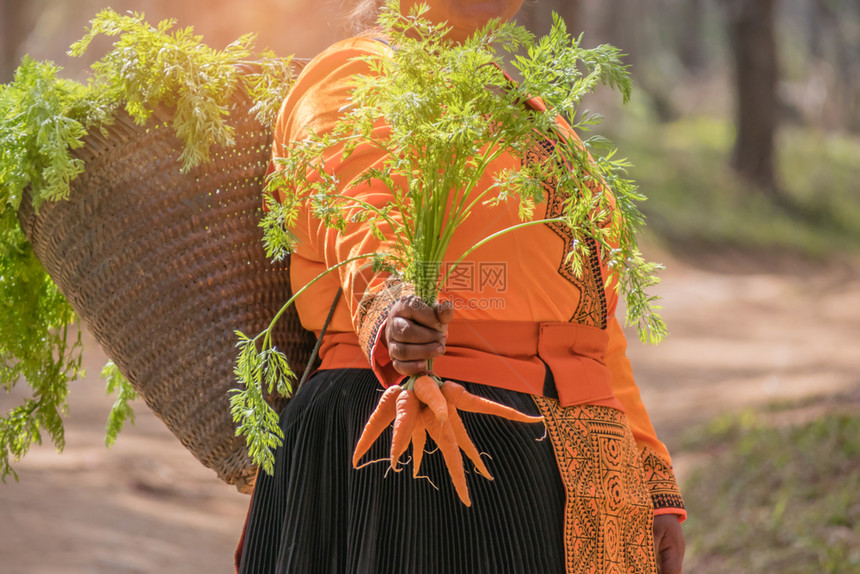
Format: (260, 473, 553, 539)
(523, 139, 608, 329)
(356, 278, 414, 361)
(640, 446, 686, 512)
(533, 397, 658, 574)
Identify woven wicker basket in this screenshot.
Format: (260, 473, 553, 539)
(17, 86, 316, 493)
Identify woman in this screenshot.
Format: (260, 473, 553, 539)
(237, 1, 686, 572)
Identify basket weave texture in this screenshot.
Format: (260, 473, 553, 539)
(17, 88, 316, 493)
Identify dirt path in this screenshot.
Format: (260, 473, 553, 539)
(2, 253, 859, 573)
(0, 329, 250, 574)
(625, 251, 860, 478)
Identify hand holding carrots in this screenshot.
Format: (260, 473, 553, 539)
(384, 295, 453, 376)
(356, 296, 543, 506)
(353, 374, 544, 507)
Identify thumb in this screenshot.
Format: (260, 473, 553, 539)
(434, 299, 454, 328)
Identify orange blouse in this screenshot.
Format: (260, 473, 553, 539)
(271, 35, 685, 519)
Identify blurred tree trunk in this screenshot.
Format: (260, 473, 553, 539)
(806, 0, 825, 59)
(811, 0, 860, 132)
(597, 0, 636, 61)
(518, 0, 582, 37)
(603, 0, 679, 121)
(1, 0, 29, 82)
(723, 0, 781, 197)
(679, 0, 706, 74)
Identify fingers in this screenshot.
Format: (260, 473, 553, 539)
(653, 524, 665, 570)
(653, 514, 685, 574)
(387, 313, 445, 345)
(385, 295, 453, 376)
(658, 550, 684, 574)
(388, 340, 446, 375)
(391, 295, 449, 332)
(434, 299, 454, 326)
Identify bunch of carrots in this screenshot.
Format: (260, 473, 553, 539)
(352, 373, 544, 506)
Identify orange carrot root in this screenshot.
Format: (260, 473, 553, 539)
(411, 408, 427, 479)
(421, 408, 471, 507)
(441, 380, 544, 424)
(354, 379, 542, 507)
(352, 385, 403, 467)
(448, 407, 493, 480)
(413, 374, 448, 423)
(390, 389, 420, 471)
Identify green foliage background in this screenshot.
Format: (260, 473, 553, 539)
(680, 401, 860, 573)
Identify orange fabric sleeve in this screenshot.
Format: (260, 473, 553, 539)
(606, 316, 686, 521)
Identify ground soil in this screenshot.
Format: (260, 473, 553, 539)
(2, 249, 859, 574)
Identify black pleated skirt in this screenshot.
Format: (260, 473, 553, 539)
(238, 368, 566, 574)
